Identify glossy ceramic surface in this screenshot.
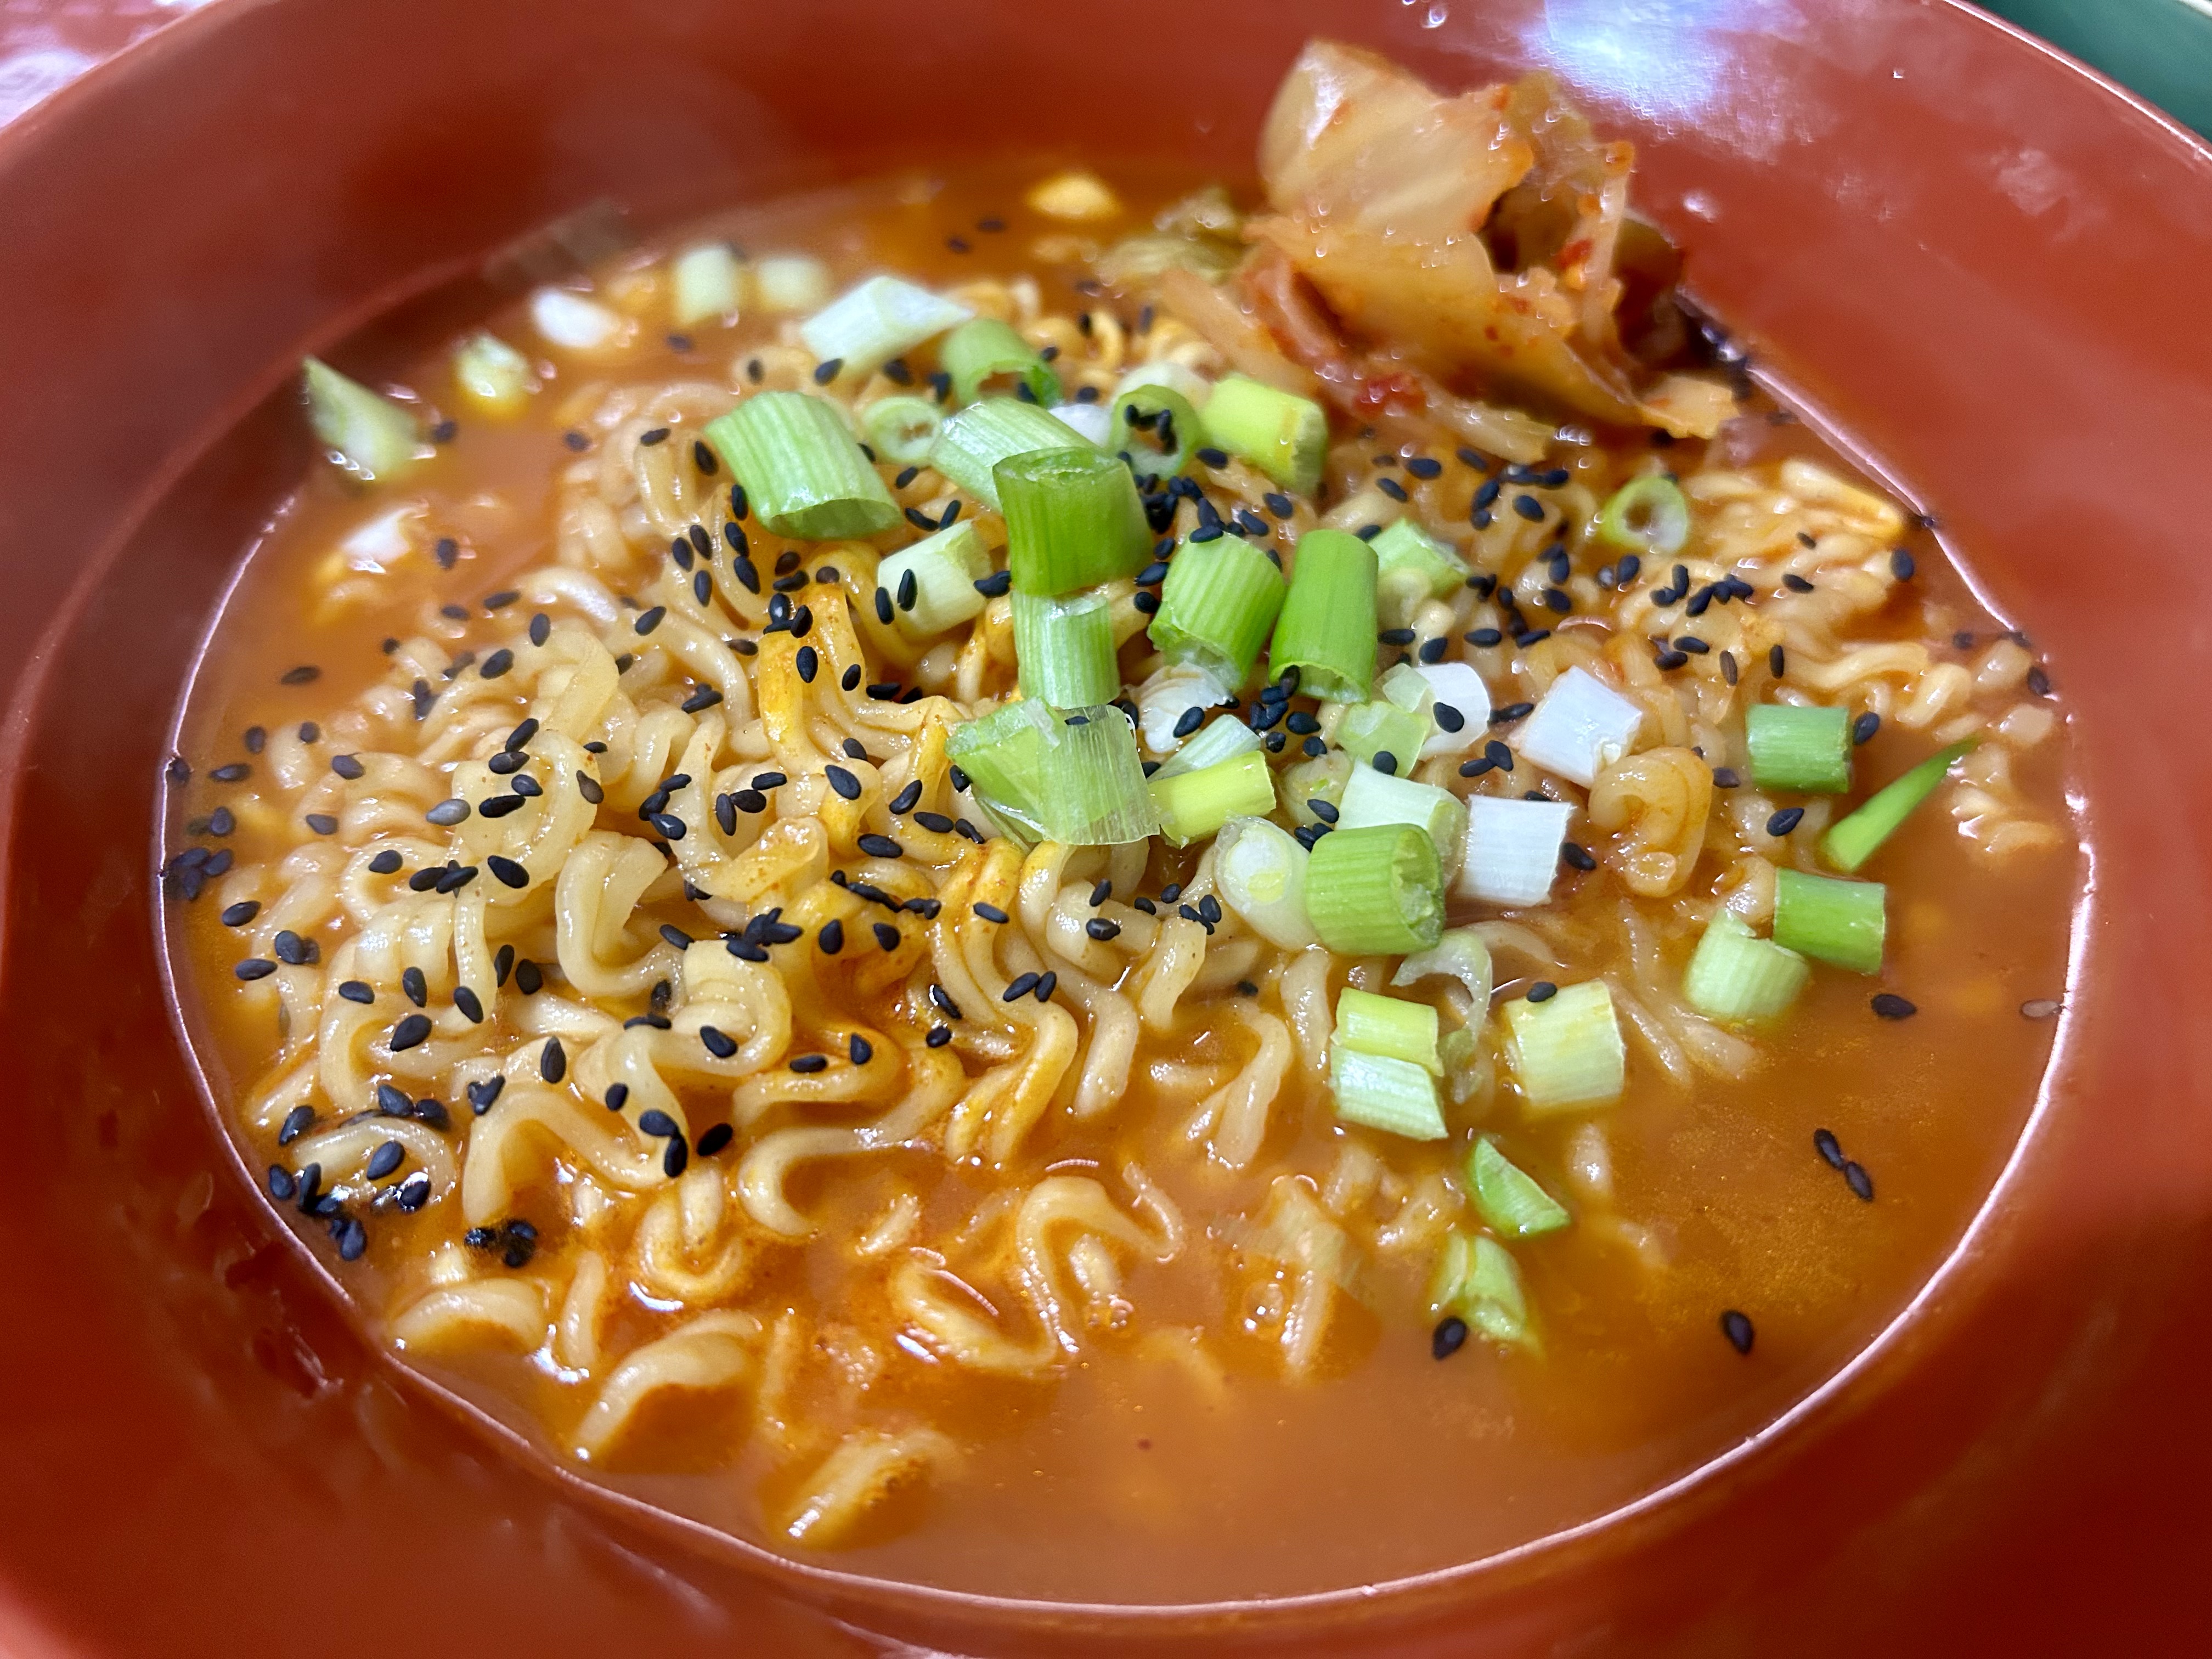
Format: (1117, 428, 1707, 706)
(2, 2, 2210, 1653)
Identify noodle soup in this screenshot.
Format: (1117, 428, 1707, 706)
(165, 43, 2072, 1603)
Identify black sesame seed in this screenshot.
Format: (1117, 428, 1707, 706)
(515, 959, 542, 995)
(857, 833, 904, 859)
(1871, 993, 1917, 1020)
(390, 1013, 432, 1051)
(1527, 981, 1558, 1003)
(1852, 711, 1881, 746)
(889, 780, 923, 815)
(234, 958, 277, 981)
(1721, 1310, 1755, 1355)
(219, 900, 260, 928)
(210, 763, 250, 784)
(1711, 766, 1741, 788)
(973, 902, 1009, 924)
(1085, 917, 1122, 941)
(425, 797, 470, 827)
(790, 1052, 830, 1074)
(1432, 1317, 1469, 1360)
(467, 1077, 505, 1115)
(1002, 972, 1040, 1001)
(865, 921, 897, 953)
(825, 764, 861, 800)
(1561, 842, 1596, 872)
(1766, 807, 1805, 837)
(1843, 1160, 1875, 1201)
(1769, 645, 1786, 678)
(2027, 665, 2052, 697)
(540, 1036, 567, 1082)
(1889, 549, 1916, 580)
(365, 1139, 405, 1181)
(338, 980, 374, 1003)
(974, 568, 1012, 597)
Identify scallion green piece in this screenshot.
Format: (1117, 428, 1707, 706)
(1594, 474, 1691, 557)
(1336, 763, 1468, 875)
(1429, 1231, 1533, 1347)
(1278, 749, 1352, 827)
(704, 391, 900, 540)
(949, 700, 1159, 846)
(672, 242, 743, 326)
(1682, 909, 1809, 1022)
(1110, 380, 1205, 479)
(1203, 373, 1328, 494)
(1335, 699, 1430, 773)
(1304, 823, 1443, 955)
(1821, 738, 1978, 873)
(1214, 816, 1317, 949)
(1328, 1042, 1447, 1140)
(302, 358, 422, 482)
(929, 397, 1096, 509)
(1335, 988, 1441, 1074)
(1394, 928, 1494, 1011)
(940, 316, 1062, 406)
(1147, 749, 1277, 847)
(1503, 980, 1626, 1111)
(859, 394, 945, 467)
(1468, 1137, 1571, 1237)
(1150, 714, 1261, 781)
(451, 332, 535, 416)
(1745, 703, 1853, 794)
(1148, 536, 1287, 686)
(876, 520, 990, 637)
(1772, 868, 1886, 974)
(1012, 588, 1121, 707)
(1370, 518, 1469, 624)
(799, 275, 971, 380)
(1270, 528, 1379, 703)
(997, 446, 1152, 596)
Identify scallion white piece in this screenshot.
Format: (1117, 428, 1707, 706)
(1338, 763, 1467, 877)
(875, 521, 990, 637)
(858, 395, 944, 467)
(1468, 1137, 1570, 1237)
(1513, 666, 1645, 787)
(1133, 662, 1233, 756)
(1113, 360, 1214, 410)
(1410, 662, 1491, 759)
(799, 275, 973, 380)
(671, 242, 743, 326)
(1328, 1041, 1447, 1141)
(1682, 910, 1809, 1022)
(1503, 980, 1626, 1111)
(1336, 987, 1441, 1074)
(1047, 400, 1115, 447)
(302, 359, 422, 482)
(1214, 816, 1318, 949)
(752, 254, 830, 313)
(451, 331, 535, 416)
(1457, 795, 1574, 907)
(1430, 1231, 1533, 1347)
(1149, 713, 1261, 780)
(1369, 518, 1469, 624)
(1393, 927, 1494, 1012)
(528, 287, 627, 351)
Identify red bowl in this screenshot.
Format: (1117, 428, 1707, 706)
(3, 2, 2209, 1652)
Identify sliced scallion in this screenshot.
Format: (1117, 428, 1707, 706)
(1335, 699, 1430, 774)
(1336, 763, 1468, 876)
(1012, 588, 1121, 707)
(1468, 1137, 1570, 1237)
(1150, 714, 1261, 781)
(1772, 868, 1886, 974)
(451, 331, 535, 416)
(1203, 373, 1328, 494)
(1821, 738, 1978, 873)
(1514, 667, 1645, 787)
(672, 242, 744, 326)
(752, 254, 830, 313)
(704, 391, 900, 540)
(1393, 928, 1494, 1012)
(1215, 816, 1318, 949)
(1269, 528, 1379, 703)
(1048, 400, 1114, 447)
(1682, 909, 1809, 1022)
(1148, 535, 1287, 686)
(997, 445, 1152, 596)
(1370, 518, 1469, 624)
(1147, 749, 1277, 847)
(1429, 1231, 1533, 1347)
(929, 397, 1097, 509)
(1745, 703, 1853, 794)
(1336, 987, 1441, 1074)
(1110, 380, 1205, 479)
(949, 700, 1159, 845)
(1457, 795, 1575, 907)
(941, 316, 1062, 406)
(858, 394, 945, 467)
(799, 275, 972, 380)
(1503, 980, 1625, 1111)
(1278, 750, 1352, 827)
(875, 520, 990, 637)
(1304, 822, 1443, 955)
(1329, 1041, 1447, 1140)
(302, 358, 422, 482)
(1594, 474, 1691, 557)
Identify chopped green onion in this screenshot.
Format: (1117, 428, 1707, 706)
(1215, 816, 1318, 949)
(1594, 475, 1691, 557)
(1278, 749, 1352, 827)
(929, 397, 1097, 509)
(1148, 536, 1287, 685)
(1305, 823, 1443, 955)
(1515, 667, 1644, 787)
(529, 288, 625, 350)
(1335, 699, 1430, 773)
(1150, 714, 1261, 781)
(1682, 910, 1809, 1022)
(1393, 927, 1494, 1012)
(997, 446, 1152, 596)
(1335, 988, 1441, 1074)
(1772, 868, 1886, 974)
(1269, 528, 1379, 703)
(753, 254, 829, 313)
(704, 392, 900, 540)
(1337, 764, 1467, 876)
(1370, 518, 1469, 624)
(1821, 738, 1978, 873)
(1012, 588, 1120, 707)
(1429, 1231, 1533, 1347)
(799, 276, 972, 380)
(940, 316, 1062, 406)
(1049, 400, 1114, 447)
(1378, 661, 1434, 714)
(858, 394, 945, 467)
(451, 331, 535, 416)
(1148, 749, 1277, 847)
(1503, 980, 1625, 1111)
(1437, 1026, 1481, 1104)
(1468, 1137, 1571, 1237)
(1109, 380, 1205, 479)
(875, 520, 990, 637)
(1114, 360, 1214, 410)
(1745, 703, 1853, 794)
(672, 242, 743, 326)
(302, 358, 422, 482)
(949, 700, 1159, 845)
(1456, 795, 1573, 907)
(1328, 1041, 1447, 1140)
(1203, 373, 1328, 494)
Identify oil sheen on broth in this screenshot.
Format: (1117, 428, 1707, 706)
(167, 43, 2073, 1605)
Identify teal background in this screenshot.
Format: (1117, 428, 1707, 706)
(1984, 0, 2212, 134)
